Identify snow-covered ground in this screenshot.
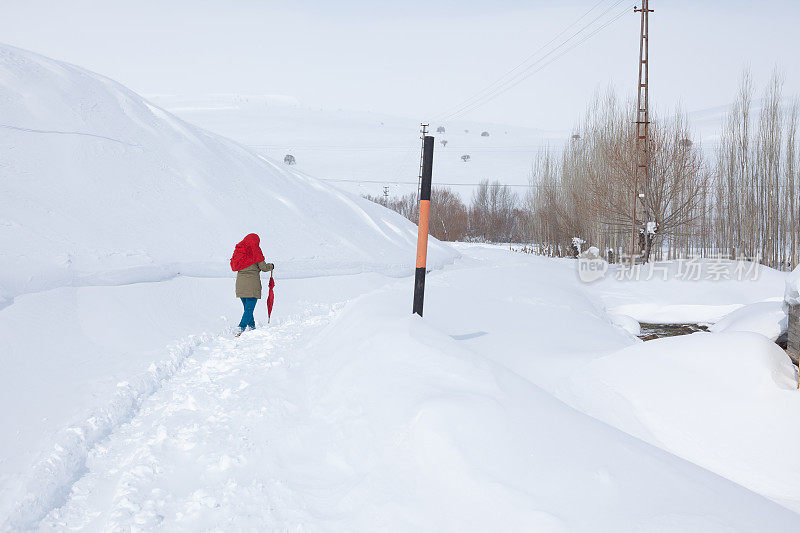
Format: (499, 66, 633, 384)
(0, 43, 453, 527)
(567, 330, 800, 513)
(587, 259, 787, 325)
(3, 43, 800, 531)
(710, 299, 787, 341)
(25, 247, 800, 531)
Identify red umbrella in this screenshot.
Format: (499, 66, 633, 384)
(266, 272, 275, 323)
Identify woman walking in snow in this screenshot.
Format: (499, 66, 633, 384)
(230, 233, 274, 336)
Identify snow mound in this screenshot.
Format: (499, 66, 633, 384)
(0, 43, 456, 308)
(608, 313, 641, 336)
(568, 331, 800, 512)
(590, 259, 786, 324)
(42, 282, 800, 530)
(220, 296, 800, 530)
(710, 299, 788, 341)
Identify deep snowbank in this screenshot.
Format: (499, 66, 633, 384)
(39, 275, 800, 531)
(588, 259, 786, 324)
(1, 273, 394, 529)
(710, 299, 787, 340)
(0, 42, 456, 526)
(261, 289, 800, 530)
(567, 332, 800, 512)
(5, 238, 800, 528)
(0, 43, 456, 309)
(420, 245, 800, 517)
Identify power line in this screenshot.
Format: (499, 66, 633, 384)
(322, 178, 796, 192)
(247, 143, 567, 149)
(432, 1, 631, 122)
(247, 144, 568, 154)
(322, 178, 533, 188)
(430, 0, 611, 122)
(438, 6, 631, 122)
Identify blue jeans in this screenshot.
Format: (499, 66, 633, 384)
(238, 298, 257, 330)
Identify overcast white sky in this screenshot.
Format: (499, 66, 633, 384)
(2, 0, 798, 130)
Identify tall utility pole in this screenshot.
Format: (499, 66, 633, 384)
(413, 129, 434, 317)
(631, 0, 653, 265)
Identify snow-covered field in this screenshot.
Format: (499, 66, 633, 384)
(3, 43, 800, 531)
(16, 246, 800, 531)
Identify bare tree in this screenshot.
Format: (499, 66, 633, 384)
(525, 88, 710, 262)
(469, 180, 519, 242)
(712, 69, 800, 269)
(430, 187, 468, 241)
(364, 187, 468, 242)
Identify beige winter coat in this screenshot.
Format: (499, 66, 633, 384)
(235, 261, 272, 298)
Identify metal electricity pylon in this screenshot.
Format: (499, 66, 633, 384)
(631, 0, 653, 264)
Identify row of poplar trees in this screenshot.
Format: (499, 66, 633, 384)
(366, 69, 799, 270)
(529, 69, 799, 270)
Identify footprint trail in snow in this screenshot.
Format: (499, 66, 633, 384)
(42, 307, 337, 530)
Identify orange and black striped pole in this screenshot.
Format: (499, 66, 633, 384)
(413, 134, 435, 316)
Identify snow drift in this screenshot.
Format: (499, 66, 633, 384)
(0, 42, 455, 527)
(38, 271, 800, 531)
(588, 259, 786, 324)
(710, 299, 787, 341)
(567, 331, 800, 512)
(0, 43, 456, 309)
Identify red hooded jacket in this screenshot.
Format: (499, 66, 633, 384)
(230, 233, 265, 271)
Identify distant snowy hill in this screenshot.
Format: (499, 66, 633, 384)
(148, 93, 302, 112)
(146, 93, 568, 200)
(0, 44, 456, 308)
(146, 95, 748, 201)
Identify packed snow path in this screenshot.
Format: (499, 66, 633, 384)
(42, 306, 339, 530)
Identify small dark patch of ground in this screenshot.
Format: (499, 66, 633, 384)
(776, 331, 788, 350)
(638, 323, 709, 341)
(638, 324, 792, 357)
